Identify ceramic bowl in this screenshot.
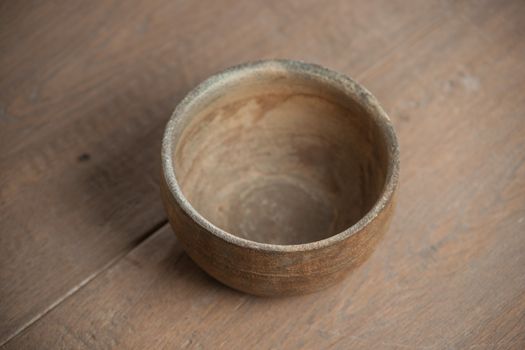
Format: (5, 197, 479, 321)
(161, 59, 399, 295)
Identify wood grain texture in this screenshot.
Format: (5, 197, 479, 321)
(0, 0, 447, 343)
(1, 0, 524, 348)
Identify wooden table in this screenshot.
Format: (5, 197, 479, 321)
(1, 1, 524, 349)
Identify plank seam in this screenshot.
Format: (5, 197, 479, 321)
(0, 219, 169, 347)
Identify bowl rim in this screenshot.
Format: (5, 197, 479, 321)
(162, 59, 399, 252)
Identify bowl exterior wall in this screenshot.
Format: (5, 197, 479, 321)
(160, 173, 395, 296)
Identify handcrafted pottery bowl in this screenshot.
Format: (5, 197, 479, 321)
(161, 60, 399, 296)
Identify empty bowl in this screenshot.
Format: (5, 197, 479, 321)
(161, 60, 399, 295)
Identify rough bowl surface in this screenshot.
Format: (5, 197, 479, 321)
(161, 59, 399, 296)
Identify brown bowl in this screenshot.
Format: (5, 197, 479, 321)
(161, 60, 399, 296)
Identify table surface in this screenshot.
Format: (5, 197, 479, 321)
(1, 1, 524, 349)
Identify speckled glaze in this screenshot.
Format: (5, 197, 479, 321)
(161, 59, 399, 296)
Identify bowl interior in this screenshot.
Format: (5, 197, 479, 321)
(170, 67, 390, 245)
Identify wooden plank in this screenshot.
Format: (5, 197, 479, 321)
(0, 0, 450, 343)
(5, 1, 525, 348)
